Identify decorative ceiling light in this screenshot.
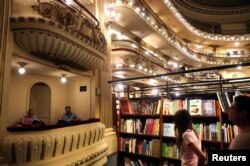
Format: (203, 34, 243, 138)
(106, 2, 121, 21)
(131, 43, 137, 48)
(18, 62, 27, 75)
(152, 89, 158, 95)
(60, 74, 67, 83)
(117, 84, 124, 90)
(65, 0, 73, 5)
(234, 42, 240, 46)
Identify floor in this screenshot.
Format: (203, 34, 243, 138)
(105, 153, 117, 166)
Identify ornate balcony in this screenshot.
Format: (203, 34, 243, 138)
(3, 120, 108, 166)
(11, 0, 107, 71)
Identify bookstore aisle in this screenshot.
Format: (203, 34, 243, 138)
(113, 91, 239, 166)
(105, 153, 117, 166)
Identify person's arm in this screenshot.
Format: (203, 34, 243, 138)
(19, 117, 25, 126)
(73, 113, 77, 121)
(187, 142, 206, 166)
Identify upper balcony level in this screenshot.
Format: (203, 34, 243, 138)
(11, 0, 107, 71)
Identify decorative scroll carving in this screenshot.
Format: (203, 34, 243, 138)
(32, 1, 107, 53)
(33, 2, 75, 27)
(122, 54, 155, 73)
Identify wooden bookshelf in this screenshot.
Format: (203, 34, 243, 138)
(116, 93, 237, 165)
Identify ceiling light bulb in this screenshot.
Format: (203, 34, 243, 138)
(61, 76, 67, 83)
(17, 62, 27, 75)
(66, 0, 72, 5)
(152, 89, 158, 95)
(18, 67, 26, 75)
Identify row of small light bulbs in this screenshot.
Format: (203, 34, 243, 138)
(108, 1, 207, 64)
(116, 84, 181, 96)
(163, 0, 250, 41)
(111, 41, 182, 83)
(132, 4, 230, 64)
(17, 62, 68, 84)
(114, 62, 181, 84)
(110, 0, 247, 65)
(114, 63, 155, 75)
(107, 5, 185, 69)
(110, 31, 184, 72)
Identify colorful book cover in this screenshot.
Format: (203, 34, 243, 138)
(162, 99, 173, 115)
(189, 99, 202, 115)
(202, 100, 216, 116)
(163, 123, 175, 137)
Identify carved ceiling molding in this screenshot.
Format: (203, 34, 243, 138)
(122, 54, 156, 73)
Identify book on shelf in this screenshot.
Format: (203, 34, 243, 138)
(162, 99, 185, 115)
(188, 99, 202, 115)
(130, 101, 140, 114)
(124, 157, 131, 166)
(156, 99, 162, 114)
(163, 123, 175, 137)
(135, 119, 143, 134)
(150, 139, 161, 157)
(120, 100, 132, 114)
(162, 142, 179, 158)
(202, 100, 216, 116)
(162, 99, 173, 115)
(216, 92, 231, 112)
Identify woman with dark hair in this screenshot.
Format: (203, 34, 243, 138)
(174, 109, 206, 166)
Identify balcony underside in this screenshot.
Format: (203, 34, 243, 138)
(11, 17, 107, 71)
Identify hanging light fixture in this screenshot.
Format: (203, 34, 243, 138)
(18, 62, 27, 75)
(60, 74, 67, 83)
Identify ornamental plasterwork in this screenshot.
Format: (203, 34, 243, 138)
(122, 54, 155, 73)
(32, 1, 107, 54)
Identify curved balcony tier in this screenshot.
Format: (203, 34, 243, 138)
(11, 0, 107, 71)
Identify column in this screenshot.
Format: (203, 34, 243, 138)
(0, 0, 13, 155)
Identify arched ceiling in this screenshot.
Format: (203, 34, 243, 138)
(172, 0, 250, 32)
(190, 0, 250, 8)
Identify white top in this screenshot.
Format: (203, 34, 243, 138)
(180, 129, 201, 166)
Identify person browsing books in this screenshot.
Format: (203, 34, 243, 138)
(229, 95, 250, 149)
(174, 109, 206, 166)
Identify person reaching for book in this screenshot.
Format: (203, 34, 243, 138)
(174, 109, 206, 166)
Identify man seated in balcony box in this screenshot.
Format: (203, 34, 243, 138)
(58, 106, 78, 124)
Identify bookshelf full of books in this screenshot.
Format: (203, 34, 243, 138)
(118, 98, 161, 166)
(221, 112, 239, 149)
(117, 93, 238, 166)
